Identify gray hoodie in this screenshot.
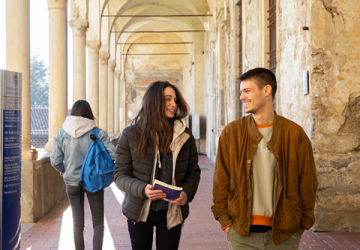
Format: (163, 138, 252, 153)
(50, 116, 116, 185)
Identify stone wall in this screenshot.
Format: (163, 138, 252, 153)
(224, 0, 360, 231)
(309, 0, 360, 232)
(21, 155, 66, 223)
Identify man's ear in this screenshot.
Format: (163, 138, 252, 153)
(264, 84, 272, 97)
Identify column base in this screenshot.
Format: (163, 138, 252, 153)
(21, 159, 35, 223)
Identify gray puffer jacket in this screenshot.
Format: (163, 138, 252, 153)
(114, 119, 200, 228)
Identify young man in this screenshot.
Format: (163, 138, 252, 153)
(211, 68, 318, 249)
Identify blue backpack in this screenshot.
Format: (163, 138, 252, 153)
(79, 127, 115, 192)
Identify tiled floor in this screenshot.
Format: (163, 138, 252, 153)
(20, 156, 360, 250)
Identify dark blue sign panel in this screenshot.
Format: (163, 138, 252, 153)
(1, 71, 22, 250)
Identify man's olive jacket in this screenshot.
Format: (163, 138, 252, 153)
(211, 112, 318, 246)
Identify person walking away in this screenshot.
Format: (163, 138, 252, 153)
(211, 68, 318, 249)
(50, 100, 116, 250)
(114, 81, 201, 250)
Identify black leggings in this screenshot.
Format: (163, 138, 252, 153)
(128, 210, 182, 250)
(66, 185, 104, 250)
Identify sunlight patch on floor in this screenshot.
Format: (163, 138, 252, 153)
(57, 206, 75, 250)
(103, 216, 116, 249)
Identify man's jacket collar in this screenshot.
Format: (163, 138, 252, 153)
(247, 111, 281, 150)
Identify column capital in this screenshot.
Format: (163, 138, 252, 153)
(108, 61, 116, 72)
(69, 19, 88, 37)
(99, 52, 110, 64)
(86, 40, 101, 53)
(47, 0, 67, 10)
(115, 70, 122, 79)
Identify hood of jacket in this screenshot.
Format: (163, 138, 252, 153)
(172, 119, 187, 143)
(62, 116, 96, 138)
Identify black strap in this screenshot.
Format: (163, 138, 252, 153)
(79, 186, 84, 205)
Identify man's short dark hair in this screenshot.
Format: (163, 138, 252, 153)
(239, 67, 277, 99)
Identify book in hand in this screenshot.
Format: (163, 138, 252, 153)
(153, 179, 183, 201)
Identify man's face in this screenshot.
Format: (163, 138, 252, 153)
(239, 79, 268, 114)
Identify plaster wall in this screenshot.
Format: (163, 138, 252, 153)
(213, 0, 246, 126)
(182, 55, 193, 128)
(192, 33, 206, 154)
(250, 0, 360, 231)
(211, 0, 360, 231)
(276, 0, 313, 136)
(204, 0, 242, 161)
(243, 0, 264, 71)
(308, 0, 360, 231)
(204, 32, 212, 159)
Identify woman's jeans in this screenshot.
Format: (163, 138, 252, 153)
(66, 185, 104, 250)
(127, 210, 182, 250)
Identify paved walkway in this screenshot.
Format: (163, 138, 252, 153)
(20, 156, 360, 250)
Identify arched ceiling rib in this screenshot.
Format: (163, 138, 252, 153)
(119, 32, 192, 56)
(123, 34, 185, 70)
(99, 0, 210, 63)
(109, 5, 206, 45)
(100, 4, 109, 53)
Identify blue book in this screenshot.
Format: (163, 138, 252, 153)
(153, 179, 183, 201)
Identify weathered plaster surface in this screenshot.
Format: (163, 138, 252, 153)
(243, 0, 263, 71)
(309, 0, 360, 231)
(277, 0, 313, 136)
(241, 0, 360, 231)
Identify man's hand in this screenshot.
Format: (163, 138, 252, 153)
(144, 184, 166, 200)
(170, 191, 187, 206)
(224, 227, 230, 234)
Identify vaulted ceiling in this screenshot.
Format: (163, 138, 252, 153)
(82, 0, 212, 66)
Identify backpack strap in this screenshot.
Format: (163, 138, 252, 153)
(92, 127, 99, 139)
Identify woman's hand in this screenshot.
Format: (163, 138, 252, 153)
(144, 184, 167, 201)
(170, 191, 187, 206)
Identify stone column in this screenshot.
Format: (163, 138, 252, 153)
(45, 0, 68, 151)
(114, 70, 121, 136)
(119, 73, 126, 132)
(69, 19, 87, 103)
(107, 61, 116, 137)
(6, 0, 37, 160)
(99, 53, 109, 132)
(86, 40, 101, 124)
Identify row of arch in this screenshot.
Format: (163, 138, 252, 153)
(75, 0, 214, 70)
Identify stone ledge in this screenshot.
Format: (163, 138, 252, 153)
(21, 155, 66, 223)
